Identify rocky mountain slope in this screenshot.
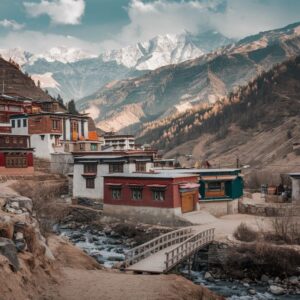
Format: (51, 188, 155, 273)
(137, 55, 300, 174)
(78, 22, 300, 133)
(0, 57, 52, 101)
(0, 31, 232, 101)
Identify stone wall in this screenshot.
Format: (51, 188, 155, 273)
(50, 153, 74, 175)
(199, 199, 239, 217)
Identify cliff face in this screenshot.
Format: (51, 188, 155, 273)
(0, 58, 52, 101)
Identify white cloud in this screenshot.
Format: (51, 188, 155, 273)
(1, 30, 101, 54)
(0, 19, 25, 30)
(24, 0, 85, 25)
(104, 0, 300, 48)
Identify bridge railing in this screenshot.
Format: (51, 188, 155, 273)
(125, 227, 193, 267)
(164, 228, 215, 271)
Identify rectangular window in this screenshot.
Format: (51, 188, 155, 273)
(11, 120, 15, 128)
(112, 188, 121, 200)
(207, 182, 223, 191)
(5, 155, 28, 168)
(153, 190, 165, 201)
(131, 188, 143, 200)
(17, 119, 21, 128)
(109, 163, 124, 173)
(52, 119, 60, 130)
(136, 161, 146, 172)
(86, 178, 95, 189)
(23, 119, 27, 127)
(90, 143, 97, 151)
(79, 143, 84, 150)
(84, 163, 97, 174)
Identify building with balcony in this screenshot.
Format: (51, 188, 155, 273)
(72, 150, 157, 200)
(103, 134, 135, 150)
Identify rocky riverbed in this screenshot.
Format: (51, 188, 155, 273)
(58, 223, 300, 300)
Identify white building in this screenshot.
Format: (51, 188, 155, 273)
(72, 151, 156, 200)
(10, 112, 89, 160)
(103, 134, 135, 151)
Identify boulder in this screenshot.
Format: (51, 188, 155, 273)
(0, 237, 19, 271)
(270, 285, 285, 295)
(204, 272, 214, 282)
(261, 274, 269, 282)
(6, 196, 32, 213)
(289, 276, 298, 285)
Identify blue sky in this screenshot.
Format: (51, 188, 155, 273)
(0, 0, 299, 54)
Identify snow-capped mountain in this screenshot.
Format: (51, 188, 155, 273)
(0, 46, 97, 66)
(102, 33, 205, 70)
(0, 30, 233, 100)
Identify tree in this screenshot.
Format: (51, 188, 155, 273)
(37, 80, 41, 88)
(67, 99, 78, 114)
(56, 94, 64, 104)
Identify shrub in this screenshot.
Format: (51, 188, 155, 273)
(224, 242, 300, 278)
(234, 223, 258, 242)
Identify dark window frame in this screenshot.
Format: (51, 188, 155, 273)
(109, 163, 124, 173)
(84, 163, 97, 174)
(86, 177, 95, 189)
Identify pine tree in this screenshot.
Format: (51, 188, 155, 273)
(57, 94, 64, 104)
(67, 99, 78, 114)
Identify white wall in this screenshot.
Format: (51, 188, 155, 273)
(83, 121, 89, 139)
(73, 161, 153, 200)
(291, 178, 300, 204)
(31, 134, 53, 160)
(65, 119, 71, 140)
(11, 118, 28, 135)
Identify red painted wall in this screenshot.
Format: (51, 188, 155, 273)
(104, 176, 198, 209)
(0, 152, 5, 167)
(27, 153, 33, 167)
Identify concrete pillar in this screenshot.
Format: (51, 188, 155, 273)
(291, 177, 300, 204)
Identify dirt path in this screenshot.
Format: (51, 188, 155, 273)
(47, 267, 222, 300)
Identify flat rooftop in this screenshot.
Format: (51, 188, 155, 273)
(155, 168, 241, 173)
(104, 173, 199, 179)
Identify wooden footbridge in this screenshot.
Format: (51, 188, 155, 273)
(125, 227, 215, 273)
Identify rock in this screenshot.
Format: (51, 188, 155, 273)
(0, 215, 14, 239)
(270, 285, 285, 295)
(15, 232, 24, 240)
(248, 288, 256, 295)
(0, 197, 7, 208)
(107, 256, 124, 262)
(289, 276, 298, 285)
(0, 237, 19, 271)
(274, 277, 281, 283)
(6, 196, 32, 213)
(15, 239, 27, 252)
(243, 283, 250, 288)
(204, 272, 214, 282)
(261, 274, 269, 282)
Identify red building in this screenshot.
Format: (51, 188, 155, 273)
(0, 94, 36, 175)
(103, 173, 199, 224)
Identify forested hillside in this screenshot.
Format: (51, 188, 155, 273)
(137, 56, 300, 171)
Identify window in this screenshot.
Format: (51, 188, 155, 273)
(109, 163, 124, 173)
(86, 178, 95, 189)
(40, 135, 45, 141)
(5, 137, 9, 144)
(131, 188, 143, 200)
(11, 120, 15, 128)
(136, 161, 146, 172)
(84, 163, 97, 174)
(5, 154, 28, 168)
(17, 119, 21, 128)
(79, 143, 84, 150)
(153, 190, 165, 201)
(207, 182, 223, 191)
(112, 188, 121, 200)
(13, 137, 17, 144)
(52, 119, 60, 130)
(90, 143, 97, 151)
(23, 119, 27, 127)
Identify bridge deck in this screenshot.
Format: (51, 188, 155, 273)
(126, 243, 179, 273)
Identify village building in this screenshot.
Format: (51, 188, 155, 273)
(103, 173, 199, 224)
(0, 95, 35, 175)
(10, 112, 90, 159)
(103, 134, 135, 150)
(153, 158, 175, 169)
(288, 173, 300, 204)
(72, 150, 156, 200)
(155, 168, 243, 216)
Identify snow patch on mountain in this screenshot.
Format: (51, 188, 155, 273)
(102, 33, 204, 70)
(31, 72, 60, 89)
